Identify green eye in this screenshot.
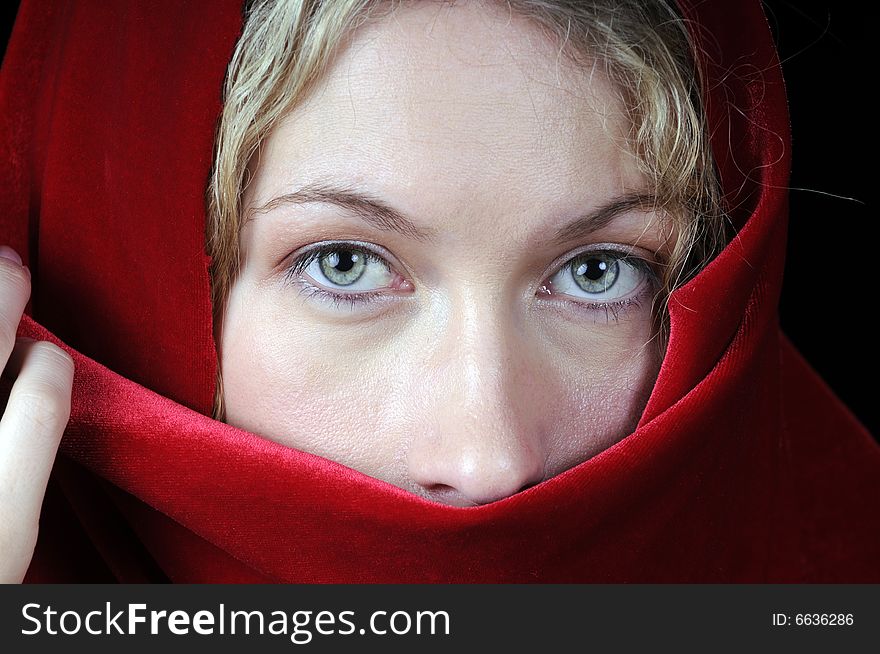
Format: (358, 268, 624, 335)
(545, 249, 651, 304)
(319, 248, 368, 286)
(569, 253, 619, 294)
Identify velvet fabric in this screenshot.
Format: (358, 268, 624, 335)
(1, 0, 877, 583)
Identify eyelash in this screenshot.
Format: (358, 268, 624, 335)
(281, 241, 659, 318)
(281, 243, 393, 310)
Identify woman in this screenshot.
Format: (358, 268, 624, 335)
(208, 0, 726, 506)
(1, 0, 877, 582)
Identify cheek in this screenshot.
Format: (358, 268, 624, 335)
(219, 285, 399, 470)
(539, 314, 664, 468)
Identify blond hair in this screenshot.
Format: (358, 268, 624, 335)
(206, 0, 728, 421)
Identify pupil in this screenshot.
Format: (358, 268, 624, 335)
(577, 258, 607, 281)
(330, 250, 358, 272)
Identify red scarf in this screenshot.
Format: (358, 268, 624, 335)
(3, 0, 877, 583)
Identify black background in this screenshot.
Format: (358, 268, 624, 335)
(761, 1, 874, 438)
(1, 2, 875, 438)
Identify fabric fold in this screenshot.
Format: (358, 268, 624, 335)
(0, 0, 875, 583)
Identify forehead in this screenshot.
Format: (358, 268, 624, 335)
(249, 1, 643, 227)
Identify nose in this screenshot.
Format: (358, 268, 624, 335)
(409, 431, 546, 507)
(406, 294, 547, 507)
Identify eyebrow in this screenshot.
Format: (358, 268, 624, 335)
(249, 181, 658, 246)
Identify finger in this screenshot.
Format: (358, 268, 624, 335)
(1, 335, 54, 401)
(0, 246, 31, 375)
(0, 339, 75, 579)
(0, 337, 34, 414)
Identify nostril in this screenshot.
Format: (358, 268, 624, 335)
(408, 440, 547, 506)
(423, 484, 480, 507)
(423, 479, 542, 507)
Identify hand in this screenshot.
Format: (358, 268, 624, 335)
(0, 245, 75, 583)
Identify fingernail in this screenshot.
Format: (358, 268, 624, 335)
(0, 245, 22, 265)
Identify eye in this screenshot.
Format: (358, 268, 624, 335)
(541, 250, 653, 302)
(289, 243, 397, 290)
(281, 242, 407, 309)
(281, 241, 656, 315)
(312, 247, 380, 288)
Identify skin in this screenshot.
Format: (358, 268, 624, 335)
(219, 1, 672, 507)
(0, 245, 75, 583)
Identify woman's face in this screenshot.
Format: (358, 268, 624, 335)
(219, 1, 671, 507)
